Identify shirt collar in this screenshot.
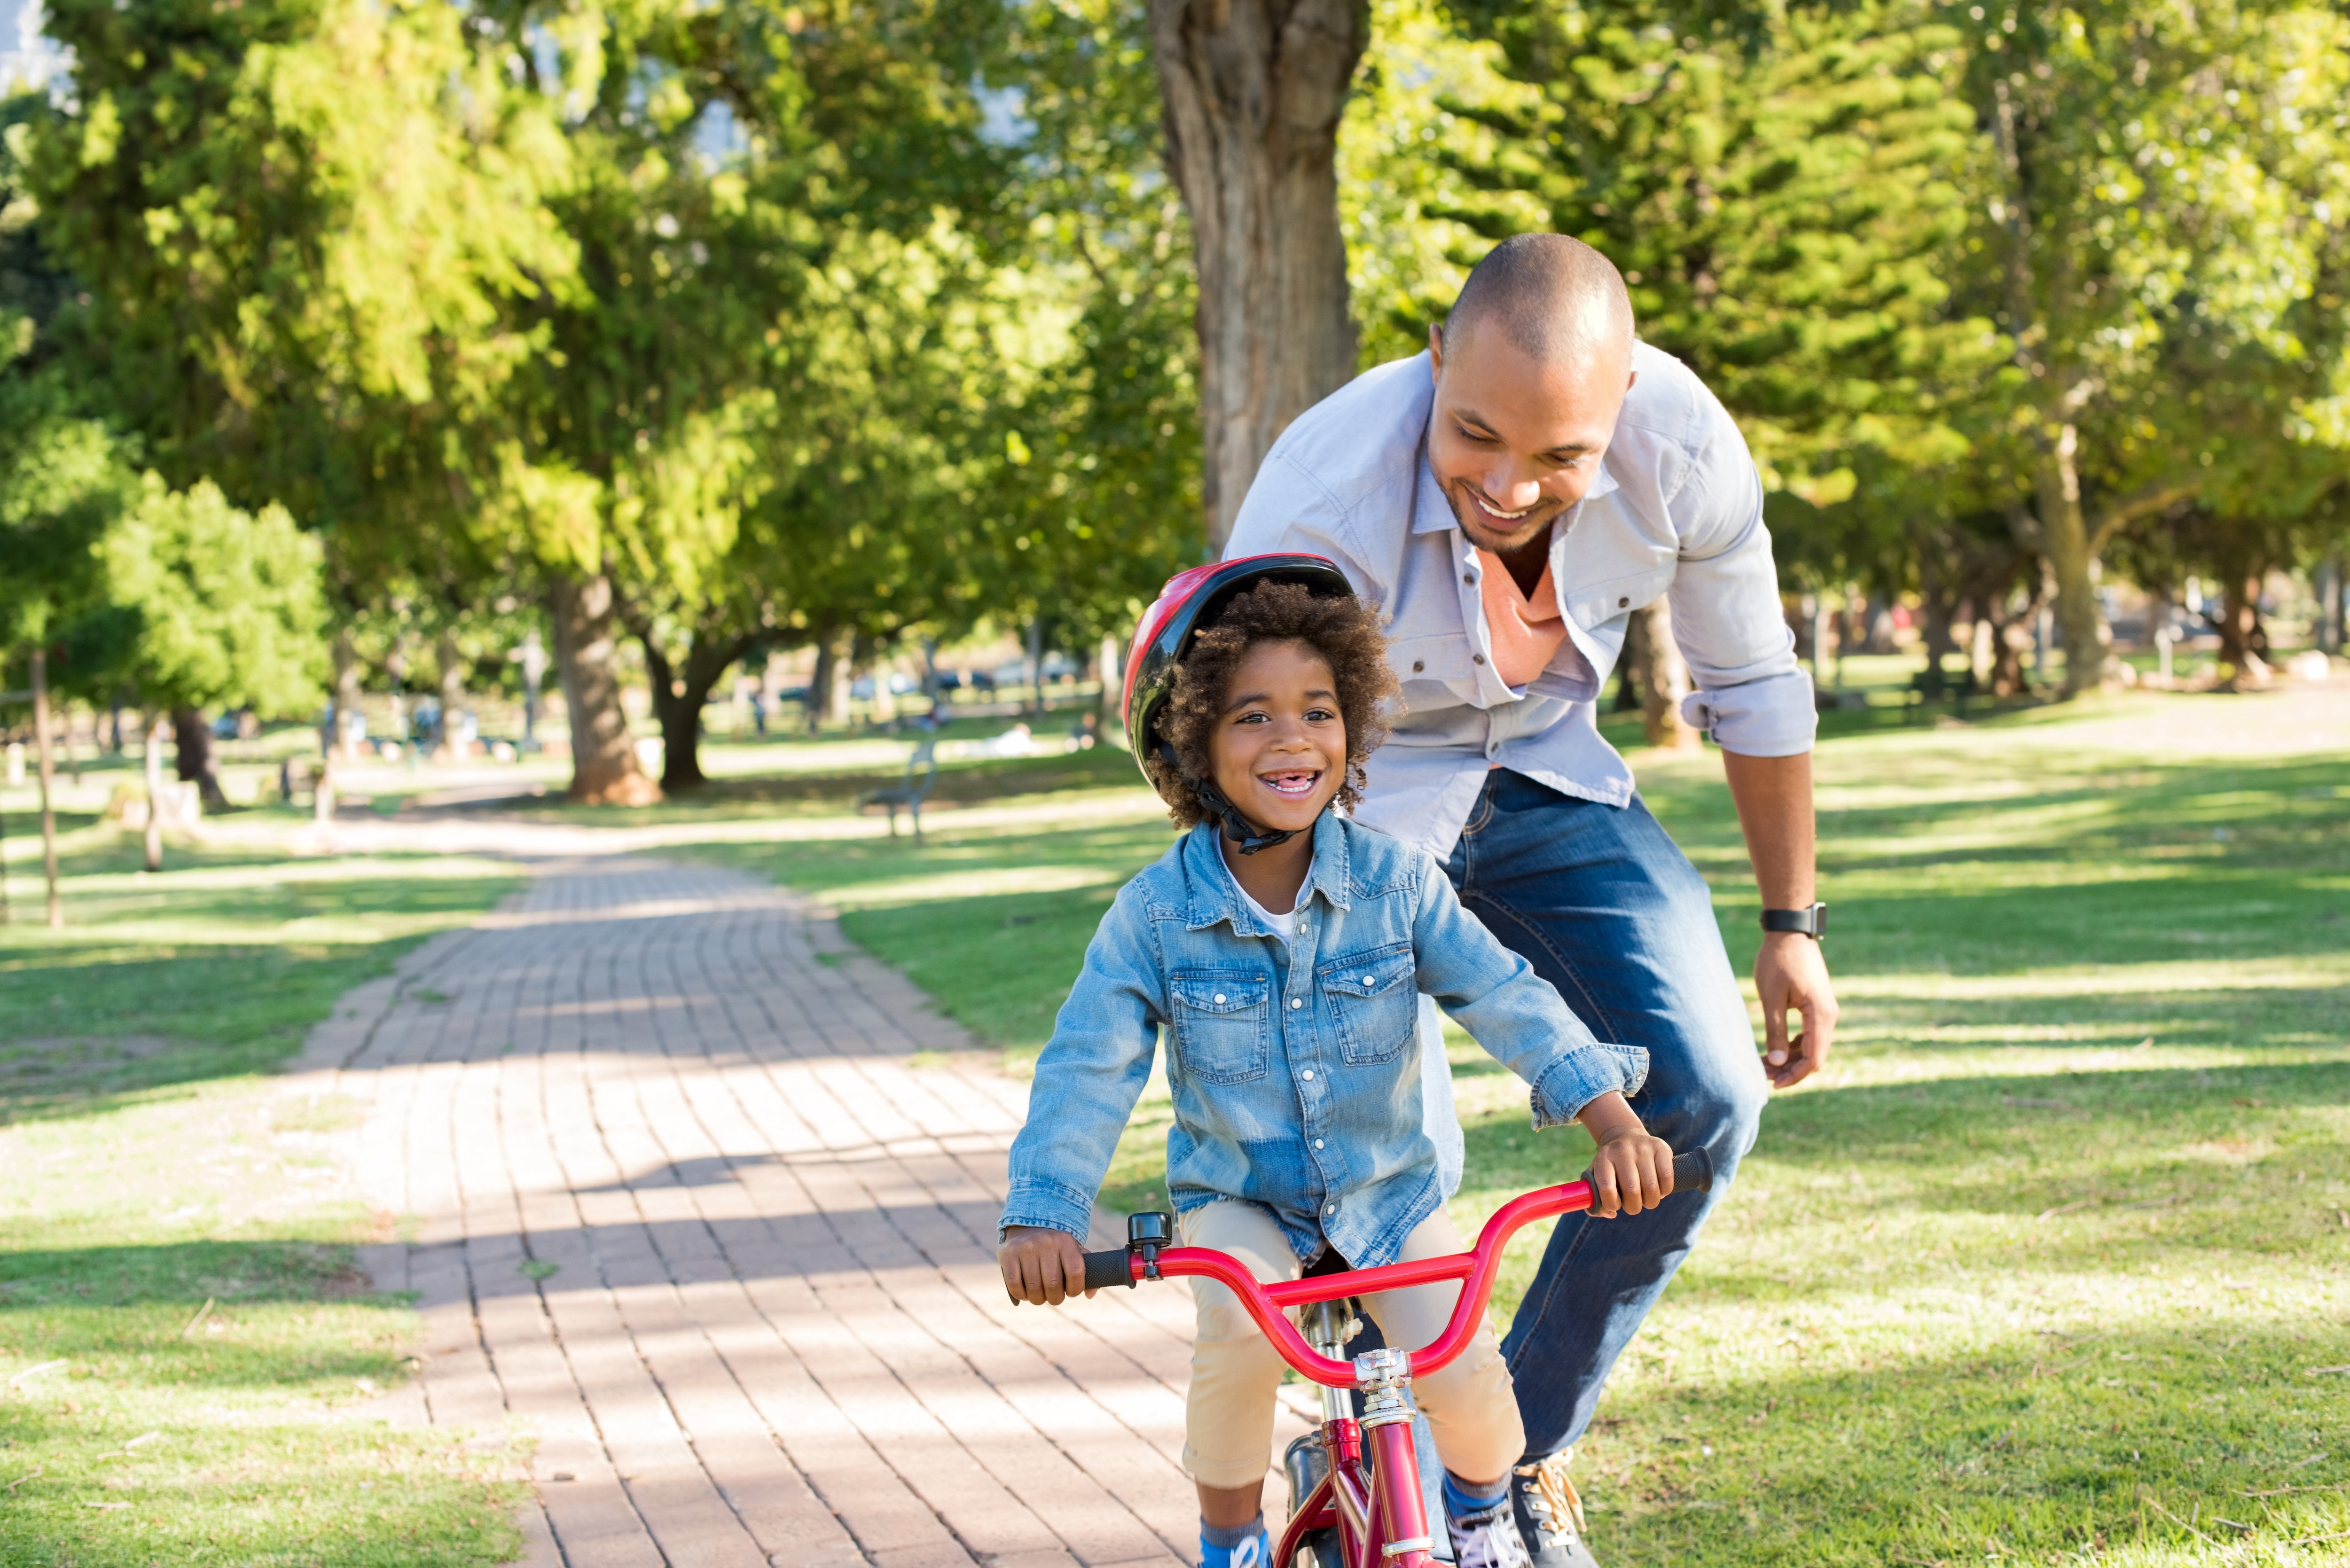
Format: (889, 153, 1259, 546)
(1182, 812, 1353, 932)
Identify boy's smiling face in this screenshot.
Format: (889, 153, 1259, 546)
(1207, 638, 1347, 835)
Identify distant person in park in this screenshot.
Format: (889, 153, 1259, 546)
(997, 566, 1677, 1568)
(1225, 233, 1838, 1567)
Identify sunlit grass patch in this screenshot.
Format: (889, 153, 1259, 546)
(0, 832, 523, 1565)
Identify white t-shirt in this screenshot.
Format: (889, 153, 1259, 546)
(1225, 861, 1302, 943)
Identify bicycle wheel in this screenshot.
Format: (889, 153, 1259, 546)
(1282, 1432, 1345, 1568)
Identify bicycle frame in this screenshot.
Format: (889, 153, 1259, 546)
(1096, 1176, 1609, 1568)
(1073, 1152, 1710, 1568)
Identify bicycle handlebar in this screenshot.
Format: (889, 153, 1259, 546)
(1078, 1149, 1712, 1387)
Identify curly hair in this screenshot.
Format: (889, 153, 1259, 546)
(1142, 580, 1400, 831)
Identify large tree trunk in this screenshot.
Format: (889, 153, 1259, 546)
(434, 626, 466, 761)
(548, 572, 659, 805)
(172, 706, 227, 808)
(2216, 572, 2269, 690)
(1916, 551, 1960, 697)
(2030, 421, 2112, 696)
(1626, 601, 1699, 749)
(332, 629, 363, 760)
(1151, 0, 1367, 552)
(643, 631, 752, 793)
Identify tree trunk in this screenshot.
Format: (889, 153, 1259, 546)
(1627, 601, 1700, 749)
(548, 571, 659, 805)
(1613, 612, 1645, 711)
(435, 626, 466, 761)
(333, 630, 363, 760)
(643, 631, 752, 793)
(1025, 617, 1046, 718)
(1151, 0, 1367, 552)
(1098, 632, 1125, 738)
(808, 636, 839, 732)
(172, 706, 227, 808)
(2216, 572, 2269, 690)
(143, 717, 166, 871)
(31, 649, 61, 928)
(1917, 555, 1960, 696)
(2031, 420, 2112, 696)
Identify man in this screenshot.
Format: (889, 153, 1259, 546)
(1225, 234, 1838, 1567)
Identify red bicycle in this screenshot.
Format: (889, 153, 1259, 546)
(1079, 1150, 1712, 1568)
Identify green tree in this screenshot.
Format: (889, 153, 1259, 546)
(95, 477, 329, 803)
(1944, 0, 2350, 691)
(1442, 0, 1998, 510)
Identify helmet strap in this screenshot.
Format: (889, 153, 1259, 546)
(1157, 742, 1300, 856)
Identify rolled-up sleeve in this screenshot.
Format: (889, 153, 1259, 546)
(999, 888, 1165, 1240)
(1409, 860, 1648, 1128)
(1665, 401, 1818, 757)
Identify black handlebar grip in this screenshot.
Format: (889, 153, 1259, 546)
(1081, 1249, 1135, 1291)
(1672, 1148, 1715, 1194)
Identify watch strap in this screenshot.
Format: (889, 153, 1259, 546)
(1760, 902, 1826, 938)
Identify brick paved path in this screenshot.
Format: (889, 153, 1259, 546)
(312, 853, 1306, 1568)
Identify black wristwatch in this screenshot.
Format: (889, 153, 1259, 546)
(1760, 902, 1827, 938)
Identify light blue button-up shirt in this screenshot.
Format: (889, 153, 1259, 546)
(1226, 344, 1816, 859)
(999, 814, 1648, 1268)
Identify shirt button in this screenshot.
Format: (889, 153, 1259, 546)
(1301, 1069, 1314, 1081)
(1412, 660, 1425, 673)
(1326, 1204, 1336, 1215)
(1618, 595, 1630, 607)
(1291, 998, 1303, 1010)
(1360, 975, 1375, 987)
(1214, 993, 1226, 1004)
(1315, 1139, 1325, 1150)
(1463, 572, 1475, 585)
(1473, 653, 1486, 665)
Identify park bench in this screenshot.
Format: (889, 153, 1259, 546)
(860, 737, 939, 842)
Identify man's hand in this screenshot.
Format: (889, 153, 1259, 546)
(1755, 931, 1837, 1087)
(1577, 1091, 1675, 1217)
(999, 1225, 1095, 1305)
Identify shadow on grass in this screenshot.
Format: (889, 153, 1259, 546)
(0, 1239, 371, 1316)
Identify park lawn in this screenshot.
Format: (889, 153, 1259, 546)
(691, 686, 2350, 1566)
(0, 826, 529, 1568)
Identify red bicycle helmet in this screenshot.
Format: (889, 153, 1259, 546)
(1122, 553, 1356, 851)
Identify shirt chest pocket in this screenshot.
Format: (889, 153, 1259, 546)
(1318, 944, 1417, 1066)
(1168, 972, 1270, 1084)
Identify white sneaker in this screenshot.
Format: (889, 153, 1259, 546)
(1447, 1500, 1532, 1568)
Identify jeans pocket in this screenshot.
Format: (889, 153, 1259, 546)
(1319, 943, 1417, 1065)
(1169, 971, 1270, 1084)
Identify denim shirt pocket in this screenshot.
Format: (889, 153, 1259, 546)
(1317, 942, 1418, 1066)
(1168, 970, 1271, 1084)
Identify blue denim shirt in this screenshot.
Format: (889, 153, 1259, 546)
(1000, 813, 1649, 1268)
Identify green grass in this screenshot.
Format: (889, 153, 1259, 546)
(0, 826, 527, 1567)
(674, 686, 2350, 1566)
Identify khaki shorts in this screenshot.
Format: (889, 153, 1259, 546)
(1179, 1201, 1525, 1490)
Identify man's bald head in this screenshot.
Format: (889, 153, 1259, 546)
(1442, 234, 1634, 371)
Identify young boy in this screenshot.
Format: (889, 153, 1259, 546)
(998, 561, 1676, 1568)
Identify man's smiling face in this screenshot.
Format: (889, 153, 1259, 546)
(1426, 318, 1636, 554)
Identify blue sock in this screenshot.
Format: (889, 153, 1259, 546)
(1201, 1513, 1269, 1568)
(1442, 1472, 1510, 1522)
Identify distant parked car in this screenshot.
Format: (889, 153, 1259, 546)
(932, 671, 963, 693)
(849, 676, 876, 700)
(969, 670, 997, 694)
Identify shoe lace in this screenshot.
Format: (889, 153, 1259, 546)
(1513, 1450, 1588, 1538)
(1451, 1508, 1530, 1568)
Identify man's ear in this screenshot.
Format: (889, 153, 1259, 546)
(1428, 322, 1444, 380)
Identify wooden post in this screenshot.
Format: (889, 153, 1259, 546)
(31, 649, 60, 928)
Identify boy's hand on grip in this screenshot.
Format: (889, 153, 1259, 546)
(999, 1225, 1096, 1305)
(1587, 1127, 1676, 1217)
(1575, 1090, 1676, 1218)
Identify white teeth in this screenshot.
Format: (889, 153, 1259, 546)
(1478, 496, 1532, 521)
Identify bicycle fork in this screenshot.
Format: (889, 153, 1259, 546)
(1275, 1301, 1434, 1568)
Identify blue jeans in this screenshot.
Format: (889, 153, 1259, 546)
(1444, 769, 1767, 1459)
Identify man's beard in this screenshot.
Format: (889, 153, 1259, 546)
(1445, 481, 1562, 554)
